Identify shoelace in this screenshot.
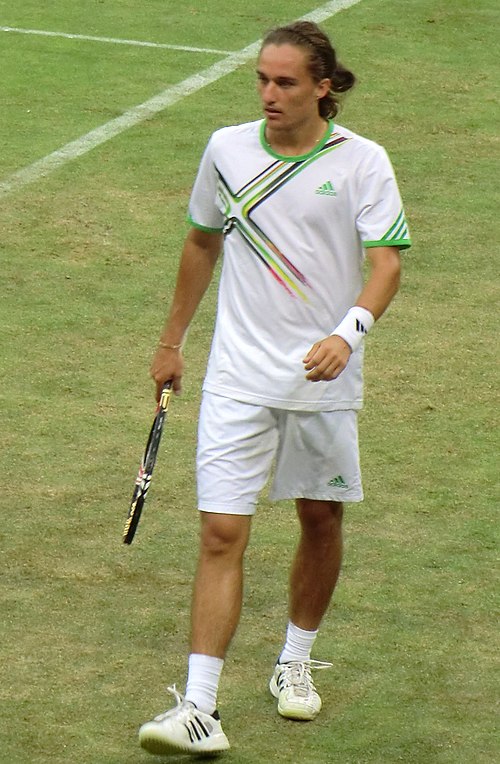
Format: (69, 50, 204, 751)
(279, 660, 333, 697)
(154, 684, 193, 721)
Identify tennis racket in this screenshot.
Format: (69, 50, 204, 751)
(122, 381, 172, 544)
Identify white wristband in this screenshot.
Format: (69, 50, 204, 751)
(331, 306, 375, 352)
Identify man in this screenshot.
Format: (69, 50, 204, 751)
(139, 20, 411, 757)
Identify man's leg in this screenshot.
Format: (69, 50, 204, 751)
(289, 499, 343, 631)
(270, 500, 343, 721)
(139, 512, 250, 756)
(191, 511, 251, 657)
(185, 512, 251, 713)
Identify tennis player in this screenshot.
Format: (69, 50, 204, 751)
(139, 20, 411, 756)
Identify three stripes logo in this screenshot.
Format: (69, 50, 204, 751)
(315, 180, 337, 196)
(184, 712, 216, 744)
(356, 318, 368, 334)
(381, 209, 411, 245)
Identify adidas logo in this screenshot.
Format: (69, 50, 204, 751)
(356, 319, 368, 334)
(328, 475, 348, 489)
(315, 180, 337, 196)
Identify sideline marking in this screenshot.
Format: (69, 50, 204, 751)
(0, 26, 233, 55)
(0, 1, 363, 198)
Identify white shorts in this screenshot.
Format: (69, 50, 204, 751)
(197, 392, 363, 515)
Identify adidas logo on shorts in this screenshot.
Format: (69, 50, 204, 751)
(328, 475, 348, 489)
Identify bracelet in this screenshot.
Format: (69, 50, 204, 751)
(331, 306, 375, 352)
(158, 341, 183, 350)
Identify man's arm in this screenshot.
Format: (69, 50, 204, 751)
(150, 227, 223, 398)
(303, 246, 401, 382)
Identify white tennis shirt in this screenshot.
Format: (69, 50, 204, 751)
(188, 119, 411, 411)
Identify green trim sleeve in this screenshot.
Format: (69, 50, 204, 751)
(187, 214, 224, 233)
(364, 238, 412, 250)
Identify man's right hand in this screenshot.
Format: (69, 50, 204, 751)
(150, 346, 184, 400)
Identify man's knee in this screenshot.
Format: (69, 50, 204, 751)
(296, 499, 343, 536)
(199, 513, 251, 559)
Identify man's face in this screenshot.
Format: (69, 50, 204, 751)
(256, 43, 329, 132)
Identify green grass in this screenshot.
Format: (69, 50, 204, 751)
(0, 0, 498, 762)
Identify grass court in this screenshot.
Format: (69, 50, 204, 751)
(0, 1, 498, 762)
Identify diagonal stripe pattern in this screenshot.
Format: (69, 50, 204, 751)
(217, 133, 350, 299)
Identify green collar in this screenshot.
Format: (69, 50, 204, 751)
(259, 119, 334, 161)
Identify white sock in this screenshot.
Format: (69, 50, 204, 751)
(185, 653, 224, 715)
(279, 621, 318, 664)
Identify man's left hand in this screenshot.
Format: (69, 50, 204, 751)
(303, 335, 352, 381)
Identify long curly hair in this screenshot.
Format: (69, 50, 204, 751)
(260, 21, 356, 118)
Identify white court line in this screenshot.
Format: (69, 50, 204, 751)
(0, 0, 363, 198)
(0, 26, 233, 55)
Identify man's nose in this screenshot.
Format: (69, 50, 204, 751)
(262, 81, 277, 102)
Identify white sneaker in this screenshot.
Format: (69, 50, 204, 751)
(269, 660, 332, 721)
(139, 685, 230, 756)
